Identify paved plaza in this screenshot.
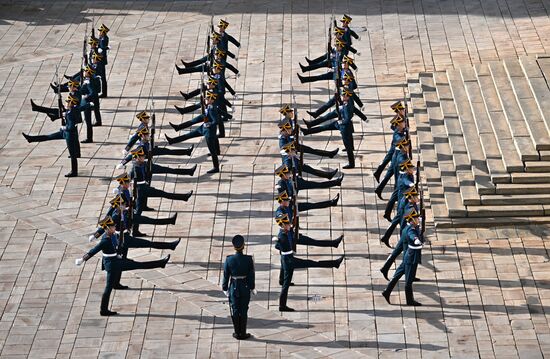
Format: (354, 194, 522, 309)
(1, 0, 550, 357)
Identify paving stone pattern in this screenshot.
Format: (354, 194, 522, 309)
(0, 0, 549, 358)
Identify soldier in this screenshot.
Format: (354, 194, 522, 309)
(278, 113, 339, 160)
(124, 121, 194, 158)
(275, 213, 344, 311)
(303, 86, 366, 127)
(22, 94, 82, 177)
(217, 19, 241, 51)
(275, 164, 343, 197)
(297, 39, 347, 84)
(75, 215, 172, 316)
(222, 235, 255, 340)
(176, 32, 238, 76)
(280, 141, 338, 179)
(91, 51, 106, 99)
(129, 147, 193, 236)
(165, 91, 221, 174)
(339, 14, 360, 46)
(380, 187, 421, 278)
(373, 113, 408, 182)
(381, 209, 423, 306)
(305, 74, 362, 121)
(275, 190, 339, 218)
(383, 158, 415, 223)
(81, 65, 102, 143)
(375, 137, 411, 203)
(97, 23, 110, 97)
(300, 89, 356, 169)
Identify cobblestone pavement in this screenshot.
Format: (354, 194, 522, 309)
(0, 0, 550, 358)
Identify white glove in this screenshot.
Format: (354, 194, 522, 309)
(122, 149, 128, 157)
(414, 238, 422, 246)
(223, 290, 229, 297)
(75, 258, 84, 266)
(107, 46, 111, 50)
(89, 102, 94, 107)
(252, 289, 257, 295)
(272, 236, 278, 242)
(88, 235, 96, 242)
(116, 163, 125, 170)
(97, 48, 103, 54)
(60, 126, 66, 131)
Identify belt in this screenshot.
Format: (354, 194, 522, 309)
(102, 253, 118, 257)
(231, 276, 247, 280)
(136, 181, 147, 185)
(408, 244, 423, 249)
(281, 250, 294, 255)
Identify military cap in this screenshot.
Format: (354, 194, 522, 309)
(211, 31, 222, 41)
(342, 87, 354, 97)
(277, 118, 292, 130)
(232, 234, 245, 250)
(98, 24, 110, 33)
(343, 72, 355, 82)
(88, 35, 99, 47)
(98, 215, 115, 229)
(279, 104, 292, 115)
(335, 38, 346, 48)
(403, 208, 420, 222)
(341, 14, 352, 23)
(275, 164, 290, 177)
(137, 126, 149, 137)
(206, 91, 218, 100)
(342, 55, 354, 65)
(281, 141, 296, 153)
(396, 137, 410, 150)
(333, 26, 345, 36)
(68, 79, 80, 88)
(207, 76, 219, 85)
(92, 51, 103, 62)
(84, 64, 95, 75)
(399, 158, 415, 171)
(215, 48, 226, 57)
(391, 101, 405, 112)
(390, 114, 405, 126)
(404, 186, 419, 199)
(275, 212, 290, 226)
(136, 110, 150, 122)
(275, 190, 290, 203)
(130, 146, 145, 158)
(66, 94, 79, 106)
(115, 172, 130, 184)
(110, 194, 124, 208)
(218, 19, 229, 29)
(213, 60, 224, 71)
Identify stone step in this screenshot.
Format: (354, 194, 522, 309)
(510, 172, 550, 183)
(419, 73, 479, 208)
(481, 193, 550, 205)
(457, 66, 511, 184)
(465, 204, 545, 217)
(524, 161, 550, 172)
(495, 183, 550, 194)
(442, 69, 495, 195)
(488, 61, 540, 161)
(520, 56, 550, 146)
(410, 75, 466, 218)
(435, 216, 550, 228)
(503, 58, 550, 151)
(474, 64, 526, 172)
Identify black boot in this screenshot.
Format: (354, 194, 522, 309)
(382, 276, 400, 304)
(332, 234, 344, 248)
(306, 110, 319, 119)
(374, 186, 384, 200)
(331, 193, 340, 206)
(373, 166, 383, 183)
(132, 224, 147, 237)
(343, 149, 355, 169)
(170, 238, 181, 250)
(22, 133, 33, 143)
(100, 294, 118, 316)
(175, 190, 193, 201)
(231, 315, 240, 339)
(380, 256, 394, 281)
(239, 315, 251, 339)
(65, 157, 78, 177)
(405, 287, 422, 306)
(328, 148, 339, 158)
(180, 91, 190, 100)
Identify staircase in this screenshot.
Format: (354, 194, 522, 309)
(410, 55, 550, 227)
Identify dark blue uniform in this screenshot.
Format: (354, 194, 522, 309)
(222, 252, 255, 317)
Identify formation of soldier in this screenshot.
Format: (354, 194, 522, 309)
(374, 102, 426, 307)
(23, 23, 110, 177)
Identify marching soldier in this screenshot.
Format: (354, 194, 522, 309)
(297, 39, 347, 84)
(375, 137, 411, 204)
(275, 190, 339, 218)
(222, 235, 255, 340)
(97, 23, 110, 97)
(217, 19, 241, 51)
(373, 113, 408, 182)
(303, 86, 366, 127)
(22, 94, 82, 177)
(381, 209, 423, 306)
(382, 159, 416, 225)
(280, 141, 338, 179)
(275, 164, 343, 197)
(75, 216, 172, 316)
(81, 65, 102, 142)
(275, 213, 344, 311)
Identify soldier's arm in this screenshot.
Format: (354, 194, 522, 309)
(350, 29, 359, 39)
(224, 82, 236, 96)
(247, 256, 255, 290)
(76, 239, 104, 265)
(225, 62, 239, 75)
(352, 93, 363, 108)
(227, 34, 241, 47)
(221, 258, 230, 291)
(125, 133, 139, 151)
(226, 49, 236, 59)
